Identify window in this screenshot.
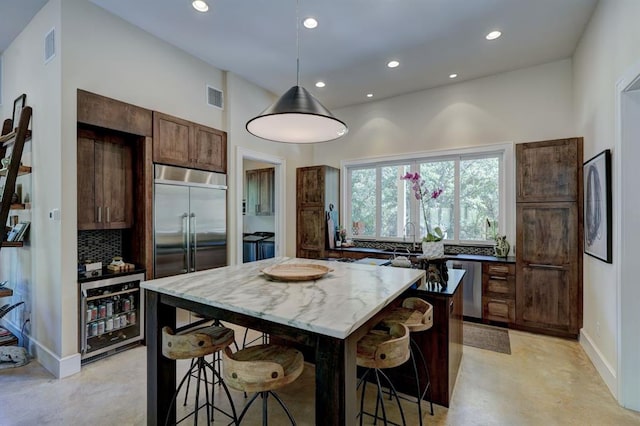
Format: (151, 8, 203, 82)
(345, 145, 510, 245)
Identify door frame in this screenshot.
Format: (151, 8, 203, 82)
(615, 59, 640, 410)
(235, 146, 286, 264)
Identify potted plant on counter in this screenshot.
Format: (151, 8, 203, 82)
(486, 218, 510, 257)
(401, 172, 444, 258)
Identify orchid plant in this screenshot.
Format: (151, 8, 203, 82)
(401, 172, 444, 242)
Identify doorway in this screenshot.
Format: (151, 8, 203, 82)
(235, 147, 286, 264)
(616, 62, 640, 410)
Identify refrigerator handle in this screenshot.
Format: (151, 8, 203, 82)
(182, 213, 190, 273)
(190, 213, 197, 272)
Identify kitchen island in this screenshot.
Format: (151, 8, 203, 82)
(142, 257, 425, 425)
(395, 268, 465, 407)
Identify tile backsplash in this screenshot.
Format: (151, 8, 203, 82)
(78, 230, 123, 266)
(352, 239, 495, 256)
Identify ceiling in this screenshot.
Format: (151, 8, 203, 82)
(3, 0, 598, 109)
(0, 0, 48, 53)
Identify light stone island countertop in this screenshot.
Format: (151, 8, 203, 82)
(142, 257, 425, 339)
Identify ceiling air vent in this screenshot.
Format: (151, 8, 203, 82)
(207, 85, 224, 109)
(44, 28, 56, 64)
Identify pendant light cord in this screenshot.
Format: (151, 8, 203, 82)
(296, 0, 300, 86)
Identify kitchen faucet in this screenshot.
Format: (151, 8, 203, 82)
(403, 221, 418, 251)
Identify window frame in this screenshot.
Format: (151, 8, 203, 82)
(342, 143, 515, 246)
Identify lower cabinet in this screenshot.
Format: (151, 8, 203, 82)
(482, 262, 516, 324)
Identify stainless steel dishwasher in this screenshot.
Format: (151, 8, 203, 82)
(448, 260, 482, 319)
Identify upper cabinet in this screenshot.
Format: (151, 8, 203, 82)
(77, 127, 133, 230)
(153, 112, 227, 173)
(246, 168, 274, 216)
(516, 138, 581, 203)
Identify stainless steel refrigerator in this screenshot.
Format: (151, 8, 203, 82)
(154, 165, 227, 278)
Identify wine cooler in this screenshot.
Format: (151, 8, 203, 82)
(79, 273, 145, 361)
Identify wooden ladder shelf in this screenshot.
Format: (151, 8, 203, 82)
(0, 106, 32, 251)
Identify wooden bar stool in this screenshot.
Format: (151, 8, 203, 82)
(222, 344, 304, 425)
(381, 297, 434, 424)
(162, 325, 238, 426)
(357, 322, 411, 426)
(182, 319, 240, 408)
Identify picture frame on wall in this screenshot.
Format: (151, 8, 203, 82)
(11, 93, 27, 130)
(584, 149, 612, 263)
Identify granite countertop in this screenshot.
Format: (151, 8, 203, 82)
(142, 257, 425, 339)
(333, 246, 516, 264)
(78, 266, 147, 283)
(412, 268, 465, 296)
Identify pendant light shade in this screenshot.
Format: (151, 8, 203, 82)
(245, 0, 348, 143)
(246, 85, 348, 143)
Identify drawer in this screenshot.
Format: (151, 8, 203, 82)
(483, 297, 515, 323)
(483, 262, 515, 276)
(483, 274, 515, 296)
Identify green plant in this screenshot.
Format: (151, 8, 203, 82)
(401, 172, 444, 242)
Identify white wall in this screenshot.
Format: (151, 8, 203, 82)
(573, 0, 640, 408)
(0, 0, 65, 375)
(313, 59, 576, 248)
(316, 59, 575, 165)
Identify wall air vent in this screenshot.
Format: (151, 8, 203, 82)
(207, 85, 224, 109)
(44, 28, 55, 64)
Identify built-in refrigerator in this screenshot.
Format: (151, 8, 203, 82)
(154, 165, 227, 278)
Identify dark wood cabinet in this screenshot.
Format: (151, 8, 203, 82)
(246, 168, 274, 215)
(482, 262, 516, 324)
(296, 166, 339, 259)
(515, 138, 583, 338)
(516, 138, 581, 202)
(153, 112, 226, 173)
(77, 127, 133, 230)
(516, 202, 579, 334)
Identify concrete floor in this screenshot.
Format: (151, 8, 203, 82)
(1, 325, 639, 425)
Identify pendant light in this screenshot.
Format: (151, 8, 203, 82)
(246, 0, 348, 143)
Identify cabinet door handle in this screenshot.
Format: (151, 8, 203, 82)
(106, 207, 110, 223)
(190, 213, 197, 272)
(528, 263, 565, 270)
(489, 276, 507, 281)
(97, 207, 102, 223)
(182, 213, 189, 273)
(450, 300, 454, 314)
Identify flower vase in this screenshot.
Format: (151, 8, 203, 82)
(421, 240, 444, 259)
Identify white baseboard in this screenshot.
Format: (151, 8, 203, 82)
(1, 318, 81, 378)
(580, 328, 618, 399)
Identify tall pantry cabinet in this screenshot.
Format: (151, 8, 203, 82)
(515, 138, 583, 338)
(296, 166, 339, 259)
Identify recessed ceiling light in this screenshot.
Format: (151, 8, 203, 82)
(315, 81, 326, 88)
(387, 60, 400, 68)
(366, 93, 373, 98)
(486, 30, 502, 40)
(303, 18, 318, 29)
(449, 73, 458, 79)
(192, 0, 209, 12)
